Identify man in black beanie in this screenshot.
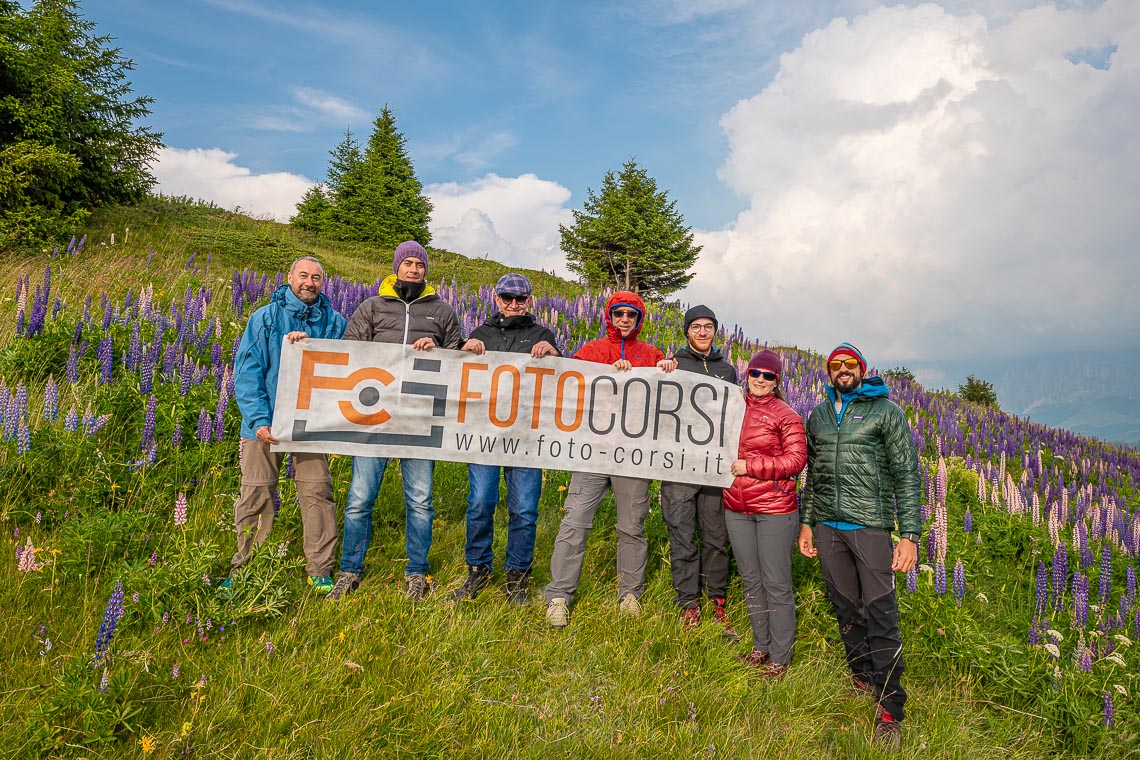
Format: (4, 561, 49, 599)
(660, 305, 739, 636)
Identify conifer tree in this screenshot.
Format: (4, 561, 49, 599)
(560, 158, 700, 298)
(291, 107, 432, 246)
(0, 0, 161, 247)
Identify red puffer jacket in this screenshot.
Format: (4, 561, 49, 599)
(722, 392, 808, 515)
(574, 291, 664, 367)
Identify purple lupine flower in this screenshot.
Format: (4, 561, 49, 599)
(139, 354, 153, 395)
(1127, 566, 1137, 607)
(1098, 541, 1113, 602)
(1036, 562, 1048, 616)
(1079, 646, 1093, 673)
(963, 508, 973, 533)
(97, 336, 113, 384)
(64, 406, 78, 433)
(172, 662, 180, 679)
(141, 395, 158, 453)
(126, 323, 142, 371)
(174, 492, 188, 526)
(212, 392, 226, 442)
(42, 376, 58, 421)
(65, 343, 80, 384)
(196, 408, 211, 442)
(272, 488, 281, 519)
(84, 408, 111, 437)
(172, 422, 182, 448)
(934, 558, 947, 595)
(948, 558, 963, 604)
(16, 418, 30, 454)
(97, 667, 110, 693)
(1103, 692, 1115, 727)
(1073, 572, 1090, 629)
(905, 566, 917, 594)
(1052, 543, 1068, 613)
(92, 580, 125, 667)
(285, 454, 295, 480)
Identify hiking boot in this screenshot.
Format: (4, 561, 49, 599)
(308, 575, 334, 594)
(741, 650, 771, 668)
(873, 710, 902, 751)
(504, 568, 530, 606)
(758, 662, 789, 680)
(851, 675, 875, 696)
(712, 597, 739, 641)
(546, 597, 570, 628)
(405, 574, 432, 601)
(325, 571, 360, 601)
(451, 565, 492, 601)
(681, 606, 701, 631)
(618, 593, 642, 617)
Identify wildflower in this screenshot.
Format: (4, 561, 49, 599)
(139, 736, 156, 753)
(172, 422, 182, 447)
(98, 667, 110, 692)
(1035, 562, 1048, 617)
(1073, 572, 1090, 630)
(132, 591, 140, 604)
(17, 538, 44, 572)
(934, 558, 946, 595)
(687, 702, 698, 722)
(149, 551, 158, 566)
(42, 376, 58, 421)
(963, 507, 973, 533)
(265, 641, 275, 653)
(1044, 643, 1061, 658)
(174, 492, 188, 526)
(905, 566, 917, 594)
(92, 580, 125, 667)
(1103, 692, 1115, 727)
(953, 559, 965, 605)
(172, 663, 180, 679)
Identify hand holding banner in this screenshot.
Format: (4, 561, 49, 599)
(272, 339, 745, 487)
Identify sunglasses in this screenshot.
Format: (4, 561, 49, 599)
(747, 369, 778, 381)
(610, 309, 640, 319)
(828, 358, 861, 371)
(498, 294, 529, 304)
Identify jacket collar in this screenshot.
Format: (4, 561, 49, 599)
(379, 273, 436, 300)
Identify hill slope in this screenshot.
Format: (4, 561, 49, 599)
(2, 197, 1139, 758)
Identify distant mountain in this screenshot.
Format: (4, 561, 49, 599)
(911, 351, 1140, 446)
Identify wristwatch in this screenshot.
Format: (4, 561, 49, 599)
(899, 532, 920, 543)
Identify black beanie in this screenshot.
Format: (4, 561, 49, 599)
(683, 304, 718, 333)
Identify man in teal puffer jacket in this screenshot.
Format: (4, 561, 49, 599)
(797, 342, 920, 751)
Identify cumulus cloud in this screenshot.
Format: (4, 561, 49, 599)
(426, 173, 574, 275)
(682, 1, 1140, 363)
(153, 147, 313, 221)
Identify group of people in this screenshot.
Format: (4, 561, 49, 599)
(228, 245, 921, 750)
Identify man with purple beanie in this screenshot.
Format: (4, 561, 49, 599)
(455, 273, 561, 605)
(327, 241, 463, 602)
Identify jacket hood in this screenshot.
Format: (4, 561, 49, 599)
(487, 312, 535, 330)
(826, 374, 890, 404)
(378, 273, 436, 300)
(271, 284, 332, 323)
(603, 290, 646, 342)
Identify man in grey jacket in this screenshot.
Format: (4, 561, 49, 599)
(327, 241, 463, 602)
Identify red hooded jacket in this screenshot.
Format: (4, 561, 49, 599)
(573, 291, 664, 367)
(722, 391, 808, 515)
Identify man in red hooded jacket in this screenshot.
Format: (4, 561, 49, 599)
(544, 291, 676, 627)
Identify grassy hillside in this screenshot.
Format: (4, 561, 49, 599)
(2, 197, 1140, 758)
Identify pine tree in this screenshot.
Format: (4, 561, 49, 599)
(0, 0, 162, 247)
(291, 107, 432, 246)
(560, 158, 700, 298)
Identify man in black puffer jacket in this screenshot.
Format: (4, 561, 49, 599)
(454, 273, 561, 605)
(660, 305, 740, 636)
(798, 342, 921, 751)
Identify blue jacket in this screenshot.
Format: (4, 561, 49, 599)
(234, 285, 346, 439)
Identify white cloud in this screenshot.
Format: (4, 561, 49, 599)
(153, 147, 313, 221)
(682, 0, 1140, 364)
(426, 173, 574, 275)
(292, 86, 369, 124)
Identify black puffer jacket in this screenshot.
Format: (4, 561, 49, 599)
(468, 313, 560, 355)
(800, 376, 922, 535)
(672, 346, 738, 383)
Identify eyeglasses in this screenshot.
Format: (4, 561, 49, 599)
(610, 309, 640, 319)
(497, 294, 529, 305)
(688, 323, 716, 333)
(747, 369, 778, 381)
(828, 358, 861, 371)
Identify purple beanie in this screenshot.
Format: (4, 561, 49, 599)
(393, 241, 428, 274)
(748, 349, 782, 379)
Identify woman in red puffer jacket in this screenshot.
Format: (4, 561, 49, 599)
(724, 349, 807, 678)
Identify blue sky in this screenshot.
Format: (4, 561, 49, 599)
(81, 0, 1140, 388)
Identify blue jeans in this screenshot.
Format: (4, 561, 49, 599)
(465, 464, 542, 572)
(339, 456, 435, 577)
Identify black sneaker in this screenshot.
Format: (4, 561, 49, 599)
(405, 573, 432, 601)
(325, 571, 361, 601)
(873, 710, 902, 751)
(451, 565, 492, 601)
(504, 568, 530, 606)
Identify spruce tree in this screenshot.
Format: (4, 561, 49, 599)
(560, 158, 700, 298)
(0, 0, 162, 247)
(292, 107, 432, 246)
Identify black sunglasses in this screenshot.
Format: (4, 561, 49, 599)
(498, 294, 530, 304)
(747, 369, 778, 381)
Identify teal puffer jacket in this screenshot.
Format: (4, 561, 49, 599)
(800, 376, 921, 535)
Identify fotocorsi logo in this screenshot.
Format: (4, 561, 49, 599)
(296, 350, 394, 425)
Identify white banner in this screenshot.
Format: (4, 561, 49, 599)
(271, 339, 745, 487)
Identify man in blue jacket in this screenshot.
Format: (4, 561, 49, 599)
(226, 256, 347, 594)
